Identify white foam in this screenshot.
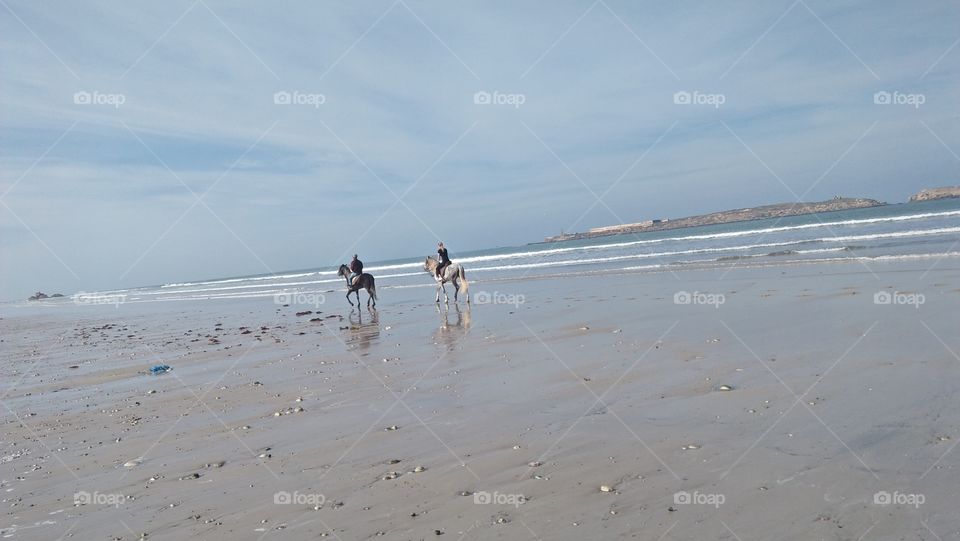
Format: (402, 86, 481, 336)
(151, 208, 960, 291)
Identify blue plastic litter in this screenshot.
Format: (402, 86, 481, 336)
(150, 364, 172, 374)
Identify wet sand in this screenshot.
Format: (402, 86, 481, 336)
(2, 261, 959, 540)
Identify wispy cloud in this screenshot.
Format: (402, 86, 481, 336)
(1, 0, 958, 298)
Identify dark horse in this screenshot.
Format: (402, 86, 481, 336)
(338, 264, 377, 307)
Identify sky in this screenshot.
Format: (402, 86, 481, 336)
(1, 0, 958, 300)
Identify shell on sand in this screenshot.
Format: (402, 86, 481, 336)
(717, 384, 734, 391)
(123, 459, 143, 468)
(600, 485, 613, 492)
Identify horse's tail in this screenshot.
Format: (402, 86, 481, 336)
(369, 276, 377, 301)
(458, 265, 469, 302)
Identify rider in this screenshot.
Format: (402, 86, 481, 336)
(436, 242, 451, 279)
(348, 254, 363, 286)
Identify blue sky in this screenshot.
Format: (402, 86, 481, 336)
(1, 0, 958, 299)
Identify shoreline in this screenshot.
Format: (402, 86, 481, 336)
(8, 251, 960, 311)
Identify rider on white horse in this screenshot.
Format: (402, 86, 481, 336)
(435, 242, 451, 280)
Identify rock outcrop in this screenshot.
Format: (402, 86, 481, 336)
(909, 186, 960, 202)
(27, 291, 64, 301)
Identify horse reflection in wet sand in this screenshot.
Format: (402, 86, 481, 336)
(346, 308, 380, 352)
(435, 303, 471, 350)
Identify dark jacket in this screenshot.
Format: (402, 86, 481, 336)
(350, 258, 363, 273)
(437, 248, 450, 265)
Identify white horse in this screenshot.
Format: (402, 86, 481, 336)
(424, 256, 469, 304)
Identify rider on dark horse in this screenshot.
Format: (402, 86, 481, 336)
(436, 242, 451, 279)
(348, 254, 363, 286)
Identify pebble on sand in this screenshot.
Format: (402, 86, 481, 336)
(600, 485, 613, 493)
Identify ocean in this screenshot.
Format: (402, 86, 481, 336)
(30, 199, 960, 306)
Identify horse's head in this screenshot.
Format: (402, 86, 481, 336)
(424, 256, 437, 272)
(337, 264, 349, 277)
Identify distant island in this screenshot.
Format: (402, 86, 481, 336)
(910, 186, 960, 202)
(544, 197, 884, 242)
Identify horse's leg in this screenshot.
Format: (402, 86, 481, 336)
(442, 282, 449, 304)
(435, 281, 441, 303)
(346, 289, 353, 306)
(452, 277, 459, 302)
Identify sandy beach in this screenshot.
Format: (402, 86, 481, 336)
(2, 260, 959, 540)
